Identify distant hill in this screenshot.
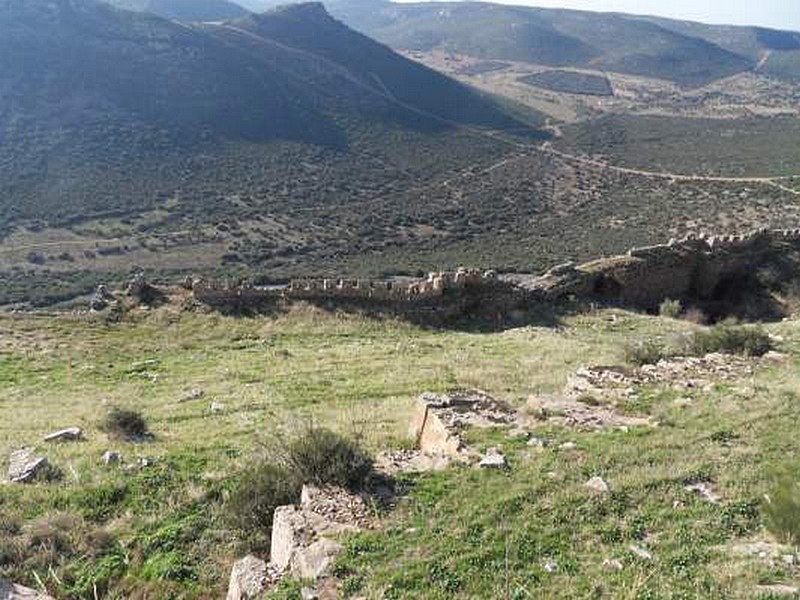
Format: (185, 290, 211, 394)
(0, 0, 534, 227)
(103, 0, 249, 21)
(246, 0, 799, 87)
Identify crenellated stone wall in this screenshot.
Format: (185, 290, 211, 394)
(528, 228, 800, 309)
(190, 228, 800, 319)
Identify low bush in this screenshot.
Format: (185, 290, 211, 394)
(765, 475, 800, 547)
(226, 462, 300, 544)
(686, 322, 773, 357)
(623, 338, 667, 366)
(659, 298, 682, 319)
(281, 426, 373, 491)
(99, 407, 149, 440)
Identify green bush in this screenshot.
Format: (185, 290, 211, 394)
(281, 427, 373, 490)
(623, 338, 667, 366)
(687, 323, 773, 357)
(765, 476, 800, 546)
(99, 407, 149, 440)
(659, 298, 682, 319)
(226, 427, 372, 549)
(226, 462, 300, 544)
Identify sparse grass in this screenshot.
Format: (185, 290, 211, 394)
(1, 306, 799, 598)
(765, 473, 800, 548)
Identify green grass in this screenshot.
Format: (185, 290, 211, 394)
(1, 305, 800, 598)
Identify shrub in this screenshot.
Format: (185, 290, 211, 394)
(226, 462, 300, 541)
(659, 298, 682, 319)
(765, 476, 800, 547)
(226, 428, 373, 548)
(688, 323, 773, 357)
(99, 407, 149, 440)
(281, 427, 373, 491)
(623, 338, 667, 366)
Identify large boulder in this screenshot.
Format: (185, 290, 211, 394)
(226, 555, 269, 600)
(291, 539, 343, 580)
(7, 448, 51, 483)
(0, 578, 55, 599)
(270, 506, 314, 572)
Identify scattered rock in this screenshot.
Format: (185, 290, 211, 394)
(227, 554, 281, 600)
(673, 397, 693, 407)
(628, 544, 653, 561)
(543, 560, 558, 573)
(44, 427, 83, 443)
(602, 558, 623, 571)
(300, 588, 319, 600)
(685, 481, 721, 504)
(300, 484, 372, 532)
(729, 540, 794, 560)
(7, 448, 51, 483)
(527, 436, 551, 448)
(478, 447, 507, 469)
(585, 476, 609, 494)
(102, 451, 121, 466)
(210, 401, 226, 414)
(0, 577, 56, 599)
(181, 388, 205, 402)
(755, 584, 798, 596)
(559, 441, 577, 450)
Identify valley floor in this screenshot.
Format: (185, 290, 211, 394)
(1, 305, 800, 598)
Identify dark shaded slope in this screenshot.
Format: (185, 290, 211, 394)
(103, 0, 249, 22)
(0, 0, 538, 228)
(230, 2, 527, 129)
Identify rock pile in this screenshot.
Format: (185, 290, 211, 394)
(227, 485, 373, 599)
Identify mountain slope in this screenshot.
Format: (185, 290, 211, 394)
(103, 0, 249, 21)
(0, 0, 534, 228)
(250, 0, 797, 87)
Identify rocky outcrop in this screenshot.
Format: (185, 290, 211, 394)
(226, 555, 275, 600)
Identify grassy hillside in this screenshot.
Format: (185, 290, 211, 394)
(2, 304, 800, 597)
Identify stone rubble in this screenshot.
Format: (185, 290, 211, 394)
(527, 395, 651, 431)
(102, 451, 121, 466)
(566, 353, 755, 401)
